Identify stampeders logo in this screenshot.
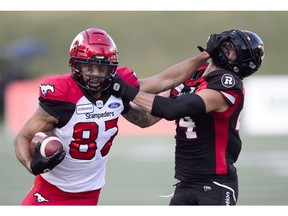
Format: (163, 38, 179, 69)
(40, 84, 55, 96)
(221, 74, 235, 88)
(76, 104, 115, 119)
(34, 192, 49, 203)
(86, 111, 114, 119)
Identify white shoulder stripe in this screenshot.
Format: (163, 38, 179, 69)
(220, 91, 236, 104)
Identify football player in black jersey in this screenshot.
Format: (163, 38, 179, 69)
(111, 29, 265, 205)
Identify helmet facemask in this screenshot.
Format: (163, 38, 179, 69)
(70, 57, 117, 93)
(212, 29, 265, 79)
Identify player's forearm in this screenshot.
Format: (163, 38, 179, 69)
(139, 51, 210, 94)
(123, 103, 161, 128)
(132, 91, 155, 114)
(14, 134, 33, 174)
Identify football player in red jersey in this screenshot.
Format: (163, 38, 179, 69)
(111, 29, 265, 205)
(14, 28, 216, 205)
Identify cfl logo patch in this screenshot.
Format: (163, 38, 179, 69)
(221, 74, 235, 88)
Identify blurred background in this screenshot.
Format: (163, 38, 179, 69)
(0, 11, 288, 205)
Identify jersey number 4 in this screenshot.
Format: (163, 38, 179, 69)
(179, 117, 197, 139)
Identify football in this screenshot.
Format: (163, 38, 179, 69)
(30, 132, 64, 157)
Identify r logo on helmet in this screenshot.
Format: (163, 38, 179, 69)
(221, 74, 235, 88)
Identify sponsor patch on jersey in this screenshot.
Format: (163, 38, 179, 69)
(76, 103, 94, 114)
(108, 102, 121, 109)
(221, 74, 235, 88)
(40, 84, 55, 96)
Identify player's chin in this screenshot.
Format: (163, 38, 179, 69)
(88, 81, 101, 88)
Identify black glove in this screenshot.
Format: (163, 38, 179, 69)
(30, 142, 66, 175)
(197, 33, 231, 57)
(110, 75, 139, 101)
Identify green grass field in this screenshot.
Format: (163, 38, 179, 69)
(1, 124, 288, 205)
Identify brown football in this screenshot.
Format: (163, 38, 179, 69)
(30, 132, 64, 157)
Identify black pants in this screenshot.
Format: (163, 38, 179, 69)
(169, 177, 238, 205)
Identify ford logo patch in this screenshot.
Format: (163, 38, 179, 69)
(108, 102, 120, 109)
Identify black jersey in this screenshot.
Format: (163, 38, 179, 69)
(170, 70, 244, 181)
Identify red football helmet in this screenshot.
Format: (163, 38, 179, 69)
(69, 28, 119, 92)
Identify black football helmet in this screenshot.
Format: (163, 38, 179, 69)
(212, 29, 265, 79)
(69, 28, 119, 92)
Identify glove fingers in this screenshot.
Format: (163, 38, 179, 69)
(31, 149, 66, 175)
(34, 142, 41, 154)
(46, 150, 66, 170)
(49, 149, 66, 164)
(217, 35, 229, 43)
(197, 46, 205, 52)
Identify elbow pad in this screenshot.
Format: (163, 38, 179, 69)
(151, 94, 206, 120)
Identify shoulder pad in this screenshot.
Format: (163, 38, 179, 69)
(39, 73, 81, 102)
(116, 66, 139, 88)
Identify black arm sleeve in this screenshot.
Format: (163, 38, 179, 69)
(151, 94, 206, 120)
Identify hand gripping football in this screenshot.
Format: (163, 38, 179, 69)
(30, 132, 64, 157)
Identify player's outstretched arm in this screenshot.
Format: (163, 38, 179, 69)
(139, 33, 230, 94)
(139, 51, 210, 94)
